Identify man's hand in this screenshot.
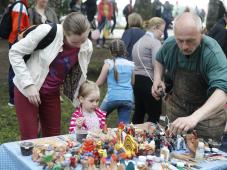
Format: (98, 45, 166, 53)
(24, 85, 41, 107)
(170, 115, 199, 135)
(151, 80, 166, 100)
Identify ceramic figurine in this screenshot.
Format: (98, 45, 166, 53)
(99, 157, 107, 170)
(118, 122, 125, 130)
(70, 156, 77, 168)
(110, 156, 118, 170)
(88, 157, 96, 170)
(82, 139, 96, 153)
(103, 124, 108, 134)
(42, 154, 53, 164)
(47, 162, 54, 169)
(160, 146, 170, 161)
(176, 135, 187, 150)
(127, 123, 136, 137)
(123, 134, 138, 157)
(185, 130, 199, 157)
(52, 163, 62, 170)
(118, 159, 126, 169)
(126, 161, 135, 170)
(81, 159, 89, 170)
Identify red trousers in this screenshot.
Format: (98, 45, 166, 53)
(14, 87, 61, 140)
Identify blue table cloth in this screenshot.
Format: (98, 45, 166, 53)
(1, 137, 227, 170)
(0, 140, 86, 170)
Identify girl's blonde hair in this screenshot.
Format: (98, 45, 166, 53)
(146, 17, 165, 30)
(128, 13, 143, 28)
(109, 39, 127, 82)
(78, 80, 99, 98)
(63, 12, 90, 36)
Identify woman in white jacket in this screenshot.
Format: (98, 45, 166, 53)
(9, 12, 93, 140)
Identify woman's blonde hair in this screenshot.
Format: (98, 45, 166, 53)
(63, 12, 90, 36)
(128, 13, 143, 28)
(146, 17, 165, 30)
(109, 39, 127, 82)
(78, 80, 100, 98)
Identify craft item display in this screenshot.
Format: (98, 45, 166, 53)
(17, 122, 226, 169)
(20, 141, 34, 156)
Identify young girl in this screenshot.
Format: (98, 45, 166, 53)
(69, 81, 106, 133)
(96, 39, 134, 124)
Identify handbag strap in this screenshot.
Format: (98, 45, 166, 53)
(137, 39, 153, 82)
(17, 2, 23, 34)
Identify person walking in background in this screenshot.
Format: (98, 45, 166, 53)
(123, 0, 133, 30)
(84, 0, 97, 29)
(28, 0, 58, 25)
(96, 39, 134, 124)
(8, 0, 30, 107)
(110, 0, 118, 35)
(162, 1, 173, 40)
(208, 11, 227, 57)
(96, 0, 112, 48)
(9, 12, 92, 140)
(152, 0, 162, 17)
(132, 17, 165, 124)
(69, 0, 82, 13)
(122, 13, 145, 61)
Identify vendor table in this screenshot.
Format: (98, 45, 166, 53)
(1, 134, 227, 170)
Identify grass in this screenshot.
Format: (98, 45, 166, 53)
(0, 42, 118, 144)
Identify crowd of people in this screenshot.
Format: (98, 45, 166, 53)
(1, 0, 227, 151)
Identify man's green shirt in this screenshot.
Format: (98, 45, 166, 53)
(156, 35, 227, 95)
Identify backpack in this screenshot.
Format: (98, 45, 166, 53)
(18, 23, 57, 62)
(0, 1, 25, 39)
(123, 5, 129, 17)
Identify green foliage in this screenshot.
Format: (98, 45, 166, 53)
(134, 0, 154, 20)
(0, 0, 9, 13)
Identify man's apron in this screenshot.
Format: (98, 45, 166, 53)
(164, 53, 226, 141)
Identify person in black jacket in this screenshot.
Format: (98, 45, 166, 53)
(208, 11, 227, 57)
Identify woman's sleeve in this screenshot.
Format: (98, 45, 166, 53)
(9, 24, 53, 89)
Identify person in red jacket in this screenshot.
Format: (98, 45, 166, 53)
(96, 0, 112, 48)
(8, 0, 30, 107)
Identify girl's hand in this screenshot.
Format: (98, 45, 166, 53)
(24, 85, 41, 107)
(76, 117, 86, 128)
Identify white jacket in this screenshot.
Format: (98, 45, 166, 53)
(9, 24, 93, 106)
